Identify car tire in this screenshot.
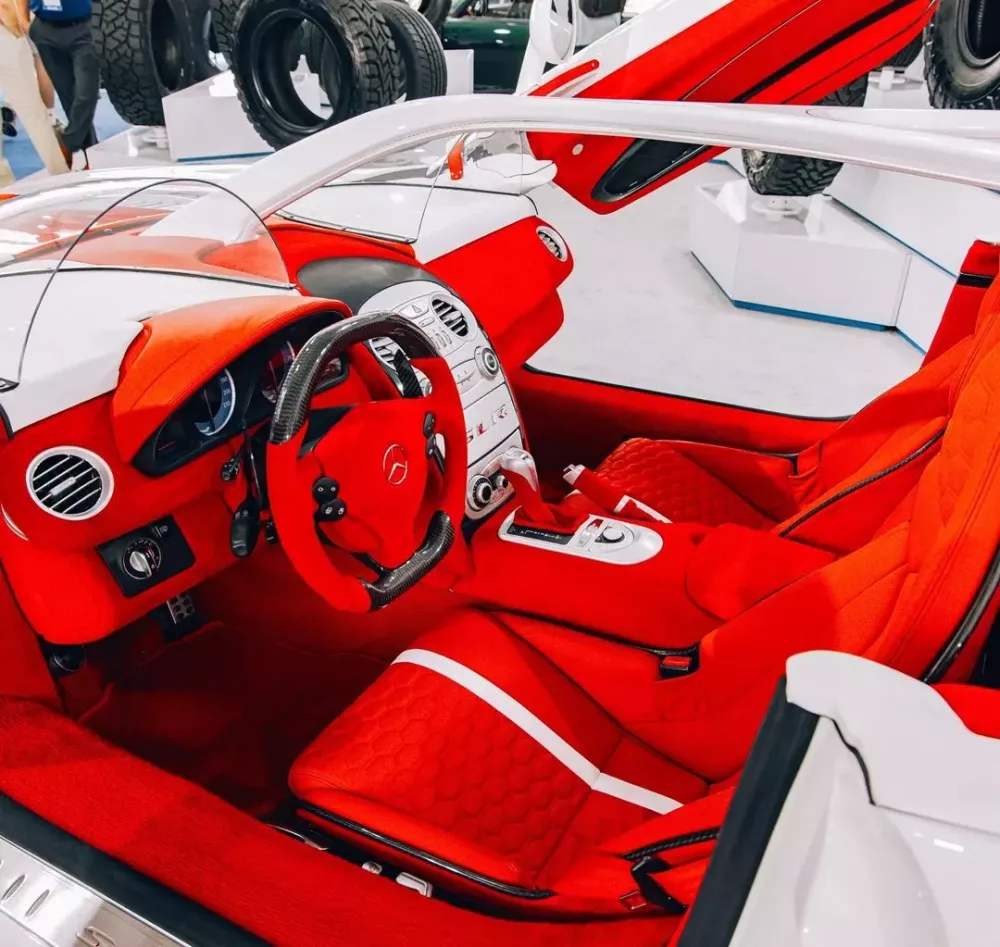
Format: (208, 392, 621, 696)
(882, 31, 925, 70)
(926, 0, 1000, 108)
(399, 0, 449, 30)
(188, 0, 221, 79)
(375, 0, 446, 99)
(93, 0, 196, 126)
(741, 75, 868, 196)
(231, 0, 401, 149)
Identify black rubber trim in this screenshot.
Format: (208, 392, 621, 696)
(296, 256, 454, 312)
(269, 311, 437, 444)
(0, 792, 267, 946)
(778, 427, 945, 538)
(957, 272, 996, 288)
(300, 803, 556, 899)
(737, 0, 924, 103)
(677, 678, 819, 947)
(623, 827, 720, 862)
(519, 363, 852, 425)
(0, 402, 12, 440)
(923, 540, 1000, 682)
(362, 510, 455, 610)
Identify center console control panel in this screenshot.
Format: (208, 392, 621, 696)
(497, 512, 663, 565)
(359, 281, 522, 521)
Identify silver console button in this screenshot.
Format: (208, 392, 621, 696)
(476, 346, 501, 379)
(599, 526, 626, 544)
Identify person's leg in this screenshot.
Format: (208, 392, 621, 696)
(63, 22, 100, 152)
(32, 43, 57, 111)
(0, 28, 69, 176)
(29, 20, 75, 124)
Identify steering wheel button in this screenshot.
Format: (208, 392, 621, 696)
(312, 477, 340, 502)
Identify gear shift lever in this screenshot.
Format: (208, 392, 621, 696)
(500, 448, 556, 525)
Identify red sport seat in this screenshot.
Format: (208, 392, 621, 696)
(588, 265, 1000, 548)
(289, 267, 1000, 921)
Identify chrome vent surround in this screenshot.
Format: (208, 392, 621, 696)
(27, 447, 113, 520)
(537, 225, 568, 261)
(432, 297, 469, 336)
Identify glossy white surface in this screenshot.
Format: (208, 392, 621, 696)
(203, 96, 1000, 230)
(281, 183, 534, 261)
(690, 179, 909, 328)
(1, 269, 295, 432)
(498, 511, 664, 563)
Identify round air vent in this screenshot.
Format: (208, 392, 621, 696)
(27, 447, 113, 520)
(537, 226, 568, 262)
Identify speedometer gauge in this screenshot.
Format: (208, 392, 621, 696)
(194, 369, 236, 437)
(260, 343, 296, 404)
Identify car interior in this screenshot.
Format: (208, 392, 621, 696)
(1, 163, 999, 946)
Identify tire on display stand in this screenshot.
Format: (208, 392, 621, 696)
(209, 0, 245, 59)
(396, 0, 449, 31)
(926, 0, 1000, 109)
(188, 0, 222, 79)
(741, 75, 868, 197)
(883, 30, 924, 69)
(230, 0, 401, 149)
(93, 0, 196, 126)
(375, 0, 447, 99)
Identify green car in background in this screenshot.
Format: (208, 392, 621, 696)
(442, 0, 532, 93)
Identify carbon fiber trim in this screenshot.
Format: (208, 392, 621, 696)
(623, 828, 720, 862)
(269, 312, 437, 445)
(362, 511, 455, 610)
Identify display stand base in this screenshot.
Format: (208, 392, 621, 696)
(690, 179, 909, 330)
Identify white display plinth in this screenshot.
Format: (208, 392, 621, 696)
(445, 49, 475, 95)
(87, 126, 179, 169)
(162, 71, 285, 162)
(690, 179, 909, 328)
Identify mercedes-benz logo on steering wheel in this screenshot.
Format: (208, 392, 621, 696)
(383, 444, 409, 486)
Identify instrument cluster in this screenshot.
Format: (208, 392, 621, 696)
(133, 312, 348, 476)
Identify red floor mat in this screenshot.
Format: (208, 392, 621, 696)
(82, 622, 385, 814)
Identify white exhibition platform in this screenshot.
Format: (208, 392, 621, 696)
(81, 52, 994, 419)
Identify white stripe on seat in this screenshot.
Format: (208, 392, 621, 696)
(394, 648, 681, 815)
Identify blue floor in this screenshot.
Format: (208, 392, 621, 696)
(2, 90, 129, 179)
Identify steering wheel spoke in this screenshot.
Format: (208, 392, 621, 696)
(266, 312, 468, 612)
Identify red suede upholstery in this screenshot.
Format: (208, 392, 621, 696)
(291, 322, 1000, 917)
(291, 612, 726, 919)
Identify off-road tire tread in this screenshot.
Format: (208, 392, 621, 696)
(925, 8, 1000, 109)
(742, 76, 868, 196)
(93, 0, 195, 127)
(375, 0, 446, 99)
(231, 0, 401, 149)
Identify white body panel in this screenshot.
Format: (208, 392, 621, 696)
(729, 652, 1000, 947)
(1, 268, 296, 433)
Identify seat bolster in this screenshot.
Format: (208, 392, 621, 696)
(685, 525, 837, 621)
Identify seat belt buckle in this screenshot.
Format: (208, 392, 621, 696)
(658, 645, 699, 679)
(623, 856, 687, 915)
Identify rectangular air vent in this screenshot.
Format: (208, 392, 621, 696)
(432, 298, 469, 337)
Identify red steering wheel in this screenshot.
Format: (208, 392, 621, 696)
(267, 312, 467, 612)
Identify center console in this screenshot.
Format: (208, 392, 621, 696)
(358, 280, 523, 521)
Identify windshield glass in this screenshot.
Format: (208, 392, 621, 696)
(3, 178, 288, 388)
(279, 130, 537, 243)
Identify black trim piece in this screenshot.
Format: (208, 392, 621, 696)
(296, 257, 454, 312)
(778, 427, 945, 538)
(678, 678, 819, 947)
(519, 362, 852, 425)
(623, 827, 720, 862)
(736, 0, 921, 103)
(629, 856, 687, 914)
(300, 803, 556, 900)
(0, 401, 12, 439)
(957, 272, 996, 289)
(923, 541, 1000, 683)
(0, 792, 267, 946)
